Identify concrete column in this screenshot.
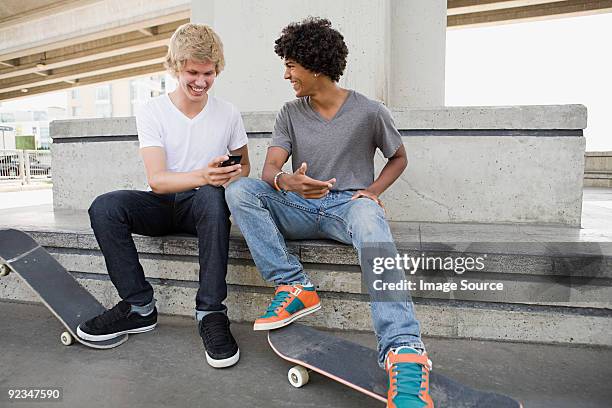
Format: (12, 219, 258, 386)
(191, 0, 388, 111)
(190, 0, 214, 25)
(190, 0, 445, 110)
(388, 0, 446, 108)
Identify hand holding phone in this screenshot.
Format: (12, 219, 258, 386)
(204, 155, 242, 187)
(220, 155, 242, 167)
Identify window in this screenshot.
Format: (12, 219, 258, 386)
(71, 89, 80, 99)
(130, 79, 156, 115)
(33, 111, 47, 121)
(71, 106, 82, 117)
(0, 113, 15, 122)
(95, 104, 112, 118)
(95, 84, 112, 118)
(40, 127, 51, 149)
(95, 85, 111, 102)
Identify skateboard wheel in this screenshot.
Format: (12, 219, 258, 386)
(288, 365, 309, 388)
(60, 331, 74, 346)
(0, 265, 9, 277)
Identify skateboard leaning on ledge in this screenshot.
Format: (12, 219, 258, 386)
(0, 228, 127, 349)
(268, 323, 522, 407)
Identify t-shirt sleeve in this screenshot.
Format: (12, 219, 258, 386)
(270, 105, 292, 154)
(374, 104, 403, 158)
(228, 107, 248, 151)
(136, 103, 163, 148)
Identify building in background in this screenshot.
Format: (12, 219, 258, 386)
(66, 75, 168, 119)
(0, 106, 65, 150)
(0, 74, 169, 151)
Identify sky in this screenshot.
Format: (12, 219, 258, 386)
(1, 91, 65, 111)
(2, 12, 611, 151)
(445, 13, 612, 151)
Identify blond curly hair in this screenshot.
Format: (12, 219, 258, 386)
(164, 23, 225, 77)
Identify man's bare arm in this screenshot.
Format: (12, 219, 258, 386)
(141, 147, 241, 194)
(351, 145, 407, 207)
(261, 147, 290, 187)
(262, 147, 335, 199)
(366, 145, 408, 196)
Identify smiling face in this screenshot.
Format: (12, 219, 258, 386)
(176, 59, 217, 102)
(283, 59, 318, 97)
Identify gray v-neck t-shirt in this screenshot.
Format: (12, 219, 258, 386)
(270, 90, 403, 191)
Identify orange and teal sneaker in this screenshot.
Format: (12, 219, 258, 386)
(253, 284, 321, 331)
(386, 346, 434, 408)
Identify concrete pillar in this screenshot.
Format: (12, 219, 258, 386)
(190, 0, 214, 26)
(191, 0, 446, 110)
(388, 0, 446, 108)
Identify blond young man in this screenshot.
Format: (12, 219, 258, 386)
(77, 24, 249, 368)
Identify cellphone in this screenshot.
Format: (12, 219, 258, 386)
(220, 155, 242, 167)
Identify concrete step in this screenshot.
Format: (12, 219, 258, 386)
(0, 229, 611, 347)
(27, 229, 612, 308)
(2, 271, 610, 346)
(585, 172, 612, 187)
(584, 152, 612, 173)
(45, 247, 612, 308)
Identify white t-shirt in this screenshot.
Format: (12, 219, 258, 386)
(136, 94, 248, 173)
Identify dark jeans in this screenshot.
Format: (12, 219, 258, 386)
(88, 186, 231, 312)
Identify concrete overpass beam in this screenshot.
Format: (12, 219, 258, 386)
(449, 0, 612, 28)
(0, 0, 190, 61)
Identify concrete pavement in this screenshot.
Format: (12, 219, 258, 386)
(1, 300, 611, 408)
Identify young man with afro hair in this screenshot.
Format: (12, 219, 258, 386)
(225, 17, 434, 407)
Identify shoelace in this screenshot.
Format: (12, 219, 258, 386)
(265, 291, 291, 314)
(91, 302, 129, 329)
(200, 317, 231, 347)
(391, 363, 428, 405)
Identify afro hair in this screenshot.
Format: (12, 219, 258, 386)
(274, 17, 349, 82)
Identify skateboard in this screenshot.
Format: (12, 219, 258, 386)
(268, 323, 522, 407)
(0, 229, 127, 349)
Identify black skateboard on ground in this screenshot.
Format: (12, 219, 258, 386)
(0, 229, 127, 349)
(268, 323, 522, 407)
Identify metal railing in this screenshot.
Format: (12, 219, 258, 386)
(0, 149, 51, 183)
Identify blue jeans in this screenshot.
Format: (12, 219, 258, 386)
(88, 186, 230, 313)
(225, 177, 424, 366)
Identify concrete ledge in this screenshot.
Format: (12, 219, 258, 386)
(50, 105, 587, 225)
(392, 104, 587, 130)
(584, 152, 612, 188)
(585, 177, 612, 188)
(50, 105, 587, 138)
(585, 151, 612, 169)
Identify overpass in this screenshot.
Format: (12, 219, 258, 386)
(1, 0, 611, 102)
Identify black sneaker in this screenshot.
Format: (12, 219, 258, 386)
(198, 313, 240, 368)
(76, 301, 157, 341)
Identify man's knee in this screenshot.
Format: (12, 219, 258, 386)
(224, 177, 268, 210)
(347, 199, 391, 242)
(192, 185, 228, 218)
(89, 190, 131, 223)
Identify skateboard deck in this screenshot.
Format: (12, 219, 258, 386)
(268, 323, 522, 407)
(0, 229, 127, 349)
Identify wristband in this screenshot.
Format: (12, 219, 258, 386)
(273, 171, 288, 193)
